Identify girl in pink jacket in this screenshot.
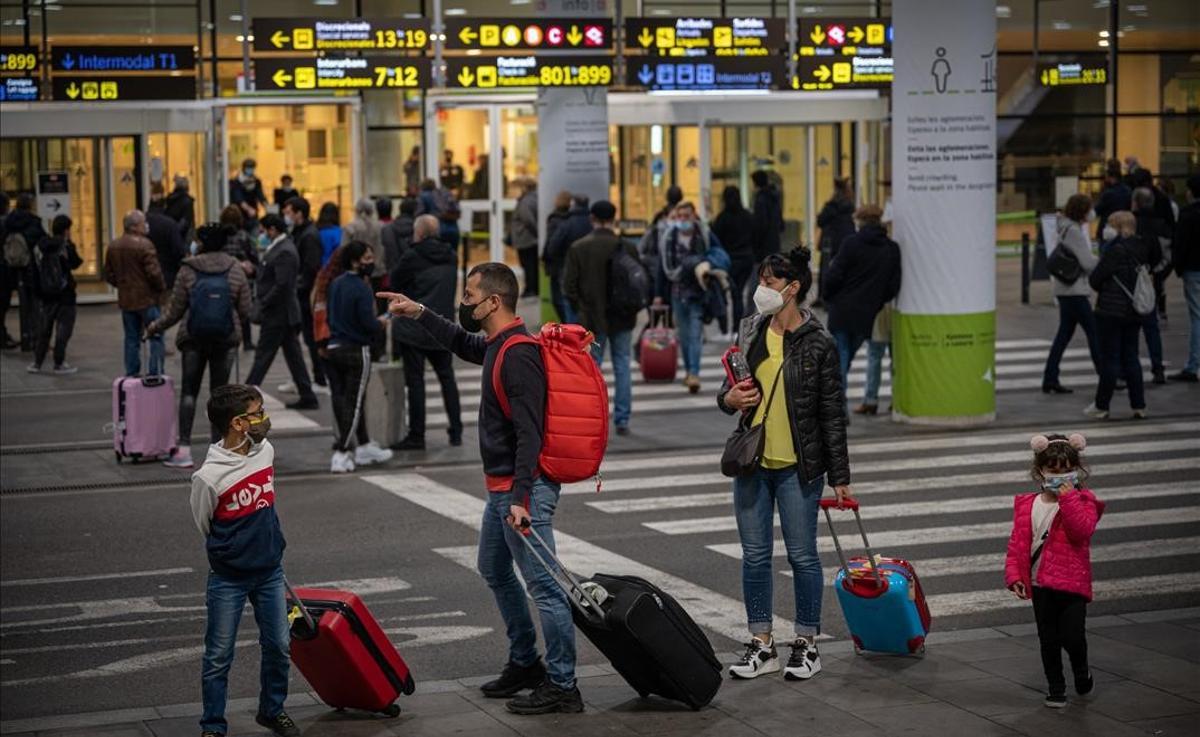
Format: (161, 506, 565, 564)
(1004, 433, 1105, 709)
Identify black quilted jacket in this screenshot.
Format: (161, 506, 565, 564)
(717, 312, 851, 487)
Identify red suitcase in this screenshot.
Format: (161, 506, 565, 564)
(639, 307, 678, 382)
(285, 584, 415, 717)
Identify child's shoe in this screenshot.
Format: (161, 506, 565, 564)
(1044, 691, 1067, 708)
(163, 446, 194, 470)
(1075, 671, 1094, 695)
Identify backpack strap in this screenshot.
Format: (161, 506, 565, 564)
(491, 334, 539, 418)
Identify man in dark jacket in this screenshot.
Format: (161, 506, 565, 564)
(4, 192, 47, 351)
(28, 215, 83, 374)
(543, 195, 591, 323)
(563, 201, 638, 434)
(245, 214, 319, 410)
(1133, 187, 1171, 383)
(147, 209, 187, 291)
(163, 175, 196, 239)
(822, 204, 901, 387)
(1095, 162, 1131, 236)
(1171, 173, 1200, 382)
(104, 210, 167, 376)
(750, 170, 784, 263)
(282, 196, 327, 389)
(229, 158, 267, 233)
(389, 215, 463, 450)
(816, 178, 856, 306)
(382, 197, 416, 275)
(379, 263, 582, 716)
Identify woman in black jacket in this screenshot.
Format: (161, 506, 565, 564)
(1085, 211, 1149, 420)
(711, 185, 756, 326)
(716, 248, 853, 683)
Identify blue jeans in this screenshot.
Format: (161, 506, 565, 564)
(1184, 271, 1200, 374)
(477, 479, 576, 690)
(833, 330, 869, 390)
(864, 340, 890, 404)
(671, 296, 704, 376)
(593, 330, 632, 428)
(1043, 295, 1101, 386)
(122, 306, 164, 376)
(201, 565, 290, 733)
(733, 466, 825, 637)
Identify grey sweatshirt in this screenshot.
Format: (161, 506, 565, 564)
(1052, 216, 1100, 297)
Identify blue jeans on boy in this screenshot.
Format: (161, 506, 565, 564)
(593, 330, 632, 428)
(733, 466, 825, 637)
(671, 296, 704, 376)
(864, 340, 890, 404)
(200, 565, 290, 734)
(122, 305, 164, 376)
(477, 478, 576, 690)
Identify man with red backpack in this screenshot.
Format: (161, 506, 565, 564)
(379, 262, 605, 716)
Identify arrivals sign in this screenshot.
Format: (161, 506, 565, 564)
(1039, 62, 1107, 87)
(445, 56, 612, 88)
(52, 75, 195, 101)
(251, 18, 430, 52)
(444, 18, 612, 50)
(51, 45, 195, 72)
(626, 56, 785, 91)
(255, 57, 431, 91)
(624, 17, 785, 57)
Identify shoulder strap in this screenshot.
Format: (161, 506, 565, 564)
(491, 334, 539, 418)
(758, 362, 786, 424)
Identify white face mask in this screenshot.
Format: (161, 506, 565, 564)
(1086, 209, 1097, 223)
(1102, 225, 1117, 242)
(753, 284, 788, 316)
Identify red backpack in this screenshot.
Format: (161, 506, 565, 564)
(492, 323, 608, 485)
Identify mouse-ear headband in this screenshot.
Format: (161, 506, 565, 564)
(1030, 434, 1086, 452)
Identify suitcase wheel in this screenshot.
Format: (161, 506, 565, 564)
(380, 704, 401, 718)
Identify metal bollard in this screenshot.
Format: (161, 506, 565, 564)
(1020, 232, 1030, 305)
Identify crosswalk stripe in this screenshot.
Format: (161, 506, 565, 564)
(704, 507, 1200, 561)
(927, 573, 1200, 618)
(643, 481, 1194, 536)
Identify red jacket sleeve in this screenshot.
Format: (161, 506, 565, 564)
(1004, 496, 1029, 588)
(1057, 490, 1100, 545)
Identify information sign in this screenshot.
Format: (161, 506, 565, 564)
(445, 56, 612, 88)
(255, 57, 431, 91)
(251, 18, 430, 52)
(444, 18, 612, 50)
(624, 18, 785, 57)
(51, 75, 196, 101)
(626, 56, 785, 91)
(51, 45, 195, 73)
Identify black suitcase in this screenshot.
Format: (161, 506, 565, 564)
(520, 527, 722, 709)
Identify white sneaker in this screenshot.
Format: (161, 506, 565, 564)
(163, 447, 194, 470)
(26, 363, 41, 374)
(276, 381, 297, 394)
(330, 451, 356, 473)
(52, 363, 78, 375)
(355, 441, 394, 466)
(313, 383, 331, 396)
(728, 637, 780, 679)
(784, 639, 822, 681)
(1082, 402, 1109, 420)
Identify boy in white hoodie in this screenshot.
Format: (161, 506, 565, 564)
(191, 384, 299, 737)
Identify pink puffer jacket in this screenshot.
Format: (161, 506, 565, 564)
(1004, 488, 1105, 602)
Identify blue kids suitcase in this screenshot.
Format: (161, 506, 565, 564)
(821, 499, 932, 655)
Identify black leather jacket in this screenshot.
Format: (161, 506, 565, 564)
(717, 312, 851, 487)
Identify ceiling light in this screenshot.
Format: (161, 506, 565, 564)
(511, 0, 532, 4)
(229, 13, 243, 22)
(1127, 4, 1147, 11)
(1098, 39, 1110, 47)
(1122, 24, 1137, 31)
(651, 8, 671, 14)
(445, 7, 467, 15)
(235, 35, 245, 42)
(1052, 21, 1071, 30)
(996, 6, 1011, 18)
(467, 49, 481, 55)
(1099, 30, 1110, 37)
(313, 0, 339, 6)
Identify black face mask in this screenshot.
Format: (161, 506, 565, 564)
(458, 299, 491, 333)
(357, 263, 374, 278)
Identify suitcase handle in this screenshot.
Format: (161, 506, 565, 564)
(515, 522, 608, 626)
(283, 578, 317, 633)
(820, 501, 885, 589)
(648, 304, 673, 329)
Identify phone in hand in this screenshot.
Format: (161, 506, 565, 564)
(722, 346, 753, 386)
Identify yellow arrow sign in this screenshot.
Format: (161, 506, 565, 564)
(847, 26, 865, 44)
(272, 69, 293, 87)
(270, 30, 290, 48)
(458, 27, 477, 45)
(66, 82, 80, 99)
(457, 67, 475, 87)
(810, 25, 826, 45)
(566, 25, 583, 45)
(638, 27, 653, 47)
(814, 64, 831, 82)
(1040, 69, 1049, 85)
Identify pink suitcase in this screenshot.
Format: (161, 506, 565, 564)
(112, 373, 177, 463)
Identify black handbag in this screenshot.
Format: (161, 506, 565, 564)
(1046, 225, 1083, 284)
(720, 363, 785, 478)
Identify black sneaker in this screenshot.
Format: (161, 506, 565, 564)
(1075, 671, 1094, 695)
(1044, 692, 1067, 708)
(255, 711, 301, 737)
(1170, 370, 1199, 383)
(1152, 369, 1167, 385)
(480, 659, 546, 698)
(285, 397, 319, 410)
(391, 433, 426, 451)
(505, 681, 584, 715)
(448, 433, 463, 447)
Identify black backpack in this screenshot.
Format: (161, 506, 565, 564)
(34, 241, 67, 296)
(608, 243, 650, 317)
(187, 266, 235, 339)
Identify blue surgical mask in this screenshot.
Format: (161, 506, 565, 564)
(1041, 471, 1079, 493)
(677, 220, 694, 234)
(257, 233, 270, 248)
(244, 167, 255, 178)
(189, 240, 199, 255)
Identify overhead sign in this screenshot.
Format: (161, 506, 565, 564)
(446, 56, 612, 88)
(444, 18, 612, 50)
(626, 56, 785, 91)
(251, 18, 430, 52)
(0, 46, 39, 75)
(255, 57, 431, 91)
(624, 18, 786, 57)
(36, 171, 71, 223)
(0, 77, 39, 101)
(798, 18, 892, 57)
(1039, 62, 1107, 87)
(795, 55, 893, 90)
(51, 75, 196, 101)
(51, 45, 195, 73)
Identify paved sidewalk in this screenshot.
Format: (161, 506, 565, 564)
(4, 607, 1197, 737)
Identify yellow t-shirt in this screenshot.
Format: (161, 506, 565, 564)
(751, 327, 796, 469)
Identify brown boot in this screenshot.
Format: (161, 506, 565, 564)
(853, 404, 878, 415)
